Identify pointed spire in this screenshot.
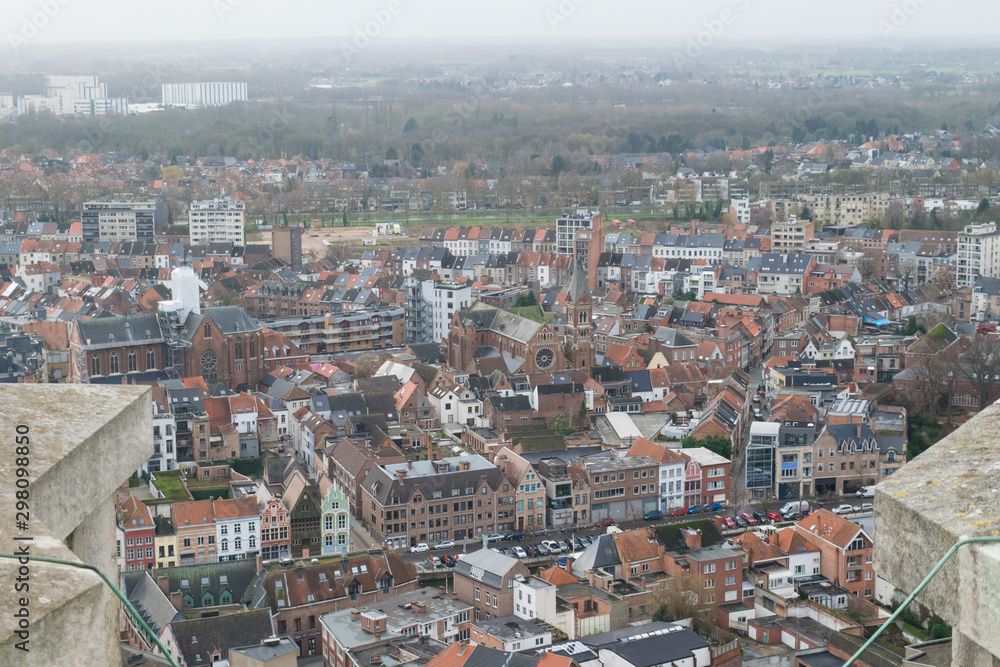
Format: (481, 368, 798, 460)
(569, 257, 588, 304)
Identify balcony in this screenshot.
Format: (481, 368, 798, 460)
(876, 398, 1000, 664)
(1, 384, 152, 665)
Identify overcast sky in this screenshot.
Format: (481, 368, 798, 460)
(4, 0, 999, 46)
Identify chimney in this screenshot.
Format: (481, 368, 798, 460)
(395, 469, 408, 480)
(350, 609, 362, 619)
(682, 528, 702, 549)
(412, 601, 427, 613)
(407, 460, 413, 470)
(156, 574, 169, 595)
(564, 556, 574, 573)
(856, 422, 862, 438)
(170, 590, 184, 610)
(459, 460, 470, 471)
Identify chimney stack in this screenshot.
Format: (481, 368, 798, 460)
(396, 469, 408, 480)
(682, 528, 702, 549)
(156, 574, 169, 595)
(857, 422, 862, 438)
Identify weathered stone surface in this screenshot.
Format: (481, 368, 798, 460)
(0, 384, 152, 667)
(875, 398, 1000, 665)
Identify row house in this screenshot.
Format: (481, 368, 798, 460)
(256, 550, 418, 658)
(119, 495, 157, 572)
(570, 455, 659, 522)
(361, 455, 508, 550)
(494, 447, 547, 533)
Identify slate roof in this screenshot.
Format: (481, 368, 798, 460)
(169, 607, 274, 667)
(453, 549, 521, 589)
(459, 302, 542, 344)
(122, 571, 184, 639)
(601, 627, 709, 667)
(76, 312, 164, 348)
(182, 306, 261, 343)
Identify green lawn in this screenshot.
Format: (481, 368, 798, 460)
(149, 470, 190, 503)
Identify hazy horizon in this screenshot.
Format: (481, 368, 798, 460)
(5, 0, 1000, 48)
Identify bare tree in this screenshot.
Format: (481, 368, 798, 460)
(958, 336, 1000, 410)
(651, 570, 702, 622)
(903, 353, 951, 417)
(857, 251, 881, 284)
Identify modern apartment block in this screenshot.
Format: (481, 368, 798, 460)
(17, 75, 128, 116)
(272, 225, 304, 270)
(188, 198, 247, 246)
(162, 82, 249, 107)
(957, 221, 1000, 287)
(770, 215, 815, 255)
(82, 200, 166, 242)
(557, 209, 603, 289)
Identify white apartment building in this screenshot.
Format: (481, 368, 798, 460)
(188, 199, 247, 246)
(146, 393, 177, 475)
(730, 197, 750, 224)
(557, 209, 601, 255)
(422, 280, 471, 344)
(17, 75, 128, 116)
(82, 200, 165, 243)
(214, 498, 261, 562)
(162, 82, 248, 107)
(957, 222, 1000, 287)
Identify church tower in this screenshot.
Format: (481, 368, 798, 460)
(564, 259, 595, 370)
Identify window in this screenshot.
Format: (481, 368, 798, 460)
(128, 350, 137, 372)
(249, 338, 256, 358)
(146, 348, 155, 369)
(90, 355, 100, 376)
(204, 324, 212, 339)
(109, 352, 119, 374)
(235, 338, 244, 360)
(704, 563, 716, 574)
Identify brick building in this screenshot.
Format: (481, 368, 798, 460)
(791, 509, 875, 600)
(453, 549, 530, 622)
(360, 455, 507, 550)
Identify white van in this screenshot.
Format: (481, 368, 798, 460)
(856, 486, 875, 498)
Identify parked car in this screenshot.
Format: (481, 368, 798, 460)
(410, 543, 430, 554)
(532, 528, 549, 537)
(752, 394, 761, 403)
(752, 511, 766, 524)
(580, 536, 594, 547)
(427, 555, 442, 568)
(556, 540, 571, 553)
(739, 513, 758, 526)
(735, 515, 749, 528)
(766, 512, 782, 523)
(571, 537, 585, 551)
(541, 540, 561, 553)
(513, 546, 528, 559)
(643, 510, 663, 521)
(859, 503, 874, 512)
(670, 507, 688, 517)
(443, 555, 457, 567)
(434, 540, 456, 551)
(832, 504, 855, 515)
(485, 534, 504, 543)
(502, 548, 515, 558)
(752, 407, 762, 418)
(706, 503, 723, 512)
(721, 517, 736, 529)
(594, 517, 616, 528)
(687, 505, 703, 515)
(536, 544, 551, 556)
(504, 531, 524, 541)
(856, 486, 875, 498)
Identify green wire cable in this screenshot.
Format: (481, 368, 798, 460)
(842, 535, 1000, 667)
(0, 552, 181, 667)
